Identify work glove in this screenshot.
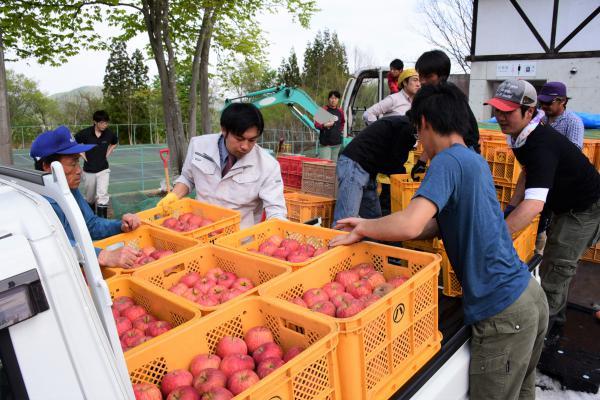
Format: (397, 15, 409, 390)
(411, 159, 427, 182)
(503, 204, 516, 219)
(157, 192, 179, 213)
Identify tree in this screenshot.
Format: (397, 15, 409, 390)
(418, 0, 472, 73)
(103, 40, 134, 141)
(277, 49, 302, 87)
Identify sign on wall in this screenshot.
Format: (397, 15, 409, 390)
(496, 62, 537, 77)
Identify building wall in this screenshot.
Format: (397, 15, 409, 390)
(469, 57, 600, 121)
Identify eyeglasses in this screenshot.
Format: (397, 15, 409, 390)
(538, 98, 561, 106)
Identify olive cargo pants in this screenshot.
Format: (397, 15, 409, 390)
(541, 199, 600, 327)
(469, 278, 549, 400)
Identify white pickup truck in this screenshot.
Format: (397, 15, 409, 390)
(0, 162, 545, 399)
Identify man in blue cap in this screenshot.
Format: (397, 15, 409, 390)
(31, 126, 142, 269)
(538, 81, 584, 149)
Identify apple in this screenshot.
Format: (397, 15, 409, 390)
(180, 272, 202, 288)
(133, 314, 157, 332)
(135, 256, 155, 266)
(244, 326, 274, 353)
(156, 250, 175, 259)
(122, 305, 147, 322)
(112, 308, 120, 319)
(298, 244, 315, 257)
(388, 276, 408, 288)
(310, 300, 336, 317)
(272, 247, 290, 260)
(194, 277, 216, 294)
(283, 346, 304, 362)
(208, 285, 227, 298)
(122, 328, 145, 347)
(313, 247, 328, 257)
(363, 271, 386, 288)
(232, 278, 254, 292)
(330, 292, 355, 308)
(161, 369, 193, 396)
(196, 293, 220, 307)
(266, 234, 284, 247)
(167, 385, 200, 400)
(290, 297, 308, 308)
(280, 239, 300, 253)
(170, 282, 189, 296)
(216, 336, 248, 358)
(336, 299, 364, 318)
(130, 335, 153, 347)
(115, 316, 133, 337)
(220, 289, 244, 303)
(216, 272, 237, 289)
(219, 354, 255, 378)
(256, 357, 285, 379)
(146, 320, 172, 337)
(200, 387, 234, 400)
(189, 354, 221, 377)
(258, 242, 278, 256)
(346, 280, 372, 299)
(132, 383, 162, 400)
(361, 294, 381, 308)
(252, 342, 283, 364)
(113, 296, 135, 313)
(179, 212, 195, 224)
(188, 215, 204, 227)
(162, 217, 180, 229)
(192, 368, 227, 394)
(372, 282, 394, 298)
(183, 288, 202, 303)
(335, 270, 360, 287)
(302, 288, 329, 308)
(321, 282, 345, 298)
(206, 268, 224, 282)
(287, 251, 310, 263)
(227, 369, 260, 395)
(353, 263, 376, 277)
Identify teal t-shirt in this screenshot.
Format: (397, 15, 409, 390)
(415, 144, 530, 325)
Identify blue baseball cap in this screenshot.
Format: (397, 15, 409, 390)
(30, 126, 96, 159)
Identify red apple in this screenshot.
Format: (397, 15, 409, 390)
(200, 387, 233, 400)
(156, 250, 174, 259)
(216, 336, 248, 358)
(353, 263, 376, 277)
(192, 368, 227, 394)
(287, 251, 310, 263)
(189, 353, 221, 377)
(321, 282, 345, 298)
(188, 215, 204, 227)
(146, 320, 172, 337)
(183, 287, 202, 303)
(388, 276, 408, 288)
(130, 335, 153, 347)
(280, 239, 300, 253)
(252, 342, 283, 364)
(346, 280, 372, 298)
(122, 328, 145, 347)
(330, 292, 355, 308)
(162, 217, 180, 229)
(363, 271, 386, 288)
(232, 278, 254, 292)
(283, 346, 304, 362)
(219, 354, 255, 378)
(272, 247, 290, 260)
(112, 308, 120, 319)
(372, 282, 394, 298)
(133, 383, 162, 400)
(208, 285, 227, 298)
(256, 357, 285, 379)
(206, 267, 224, 282)
(310, 300, 336, 317)
(170, 282, 189, 296)
(313, 247, 328, 257)
(244, 326, 274, 353)
(258, 242, 278, 256)
(179, 212, 195, 224)
(196, 293, 220, 307)
(167, 385, 200, 400)
(335, 270, 360, 287)
(113, 296, 135, 313)
(227, 369, 260, 395)
(336, 299, 364, 318)
(194, 277, 216, 294)
(216, 272, 237, 289)
(361, 294, 381, 308)
(115, 316, 133, 337)
(219, 289, 244, 303)
(133, 314, 157, 332)
(122, 305, 147, 322)
(302, 288, 329, 308)
(266, 234, 284, 247)
(161, 369, 193, 396)
(180, 272, 202, 288)
(298, 244, 315, 257)
(290, 297, 308, 308)
(200, 217, 214, 227)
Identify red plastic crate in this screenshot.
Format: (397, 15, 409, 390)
(278, 155, 330, 189)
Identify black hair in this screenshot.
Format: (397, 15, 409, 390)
(328, 90, 341, 99)
(409, 83, 470, 137)
(520, 105, 539, 118)
(34, 154, 62, 171)
(220, 102, 264, 137)
(415, 50, 451, 82)
(389, 59, 404, 71)
(93, 110, 110, 123)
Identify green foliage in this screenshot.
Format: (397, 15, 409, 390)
(277, 49, 302, 87)
(7, 70, 59, 129)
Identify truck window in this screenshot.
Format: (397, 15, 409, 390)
(350, 77, 379, 135)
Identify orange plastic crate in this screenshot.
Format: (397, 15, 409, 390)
(108, 276, 200, 353)
(582, 139, 600, 167)
(214, 219, 347, 270)
(390, 174, 421, 212)
(102, 267, 120, 281)
(132, 245, 291, 312)
(259, 241, 442, 400)
(126, 297, 341, 399)
(284, 191, 335, 228)
(137, 198, 240, 244)
(495, 183, 516, 210)
(481, 140, 522, 184)
(581, 241, 600, 263)
(93, 225, 200, 275)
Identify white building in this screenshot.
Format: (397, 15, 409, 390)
(468, 0, 600, 121)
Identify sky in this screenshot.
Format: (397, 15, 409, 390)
(9, 0, 435, 96)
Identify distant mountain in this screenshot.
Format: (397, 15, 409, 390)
(50, 86, 103, 102)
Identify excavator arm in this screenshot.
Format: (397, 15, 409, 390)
(224, 86, 337, 133)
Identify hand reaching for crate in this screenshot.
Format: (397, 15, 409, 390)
(330, 218, 366, 247)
